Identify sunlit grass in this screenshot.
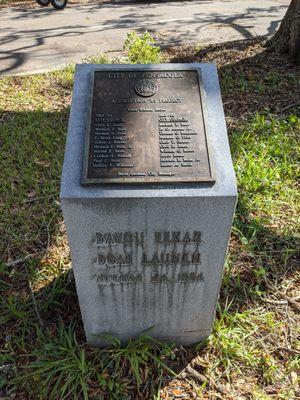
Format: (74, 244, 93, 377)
(0, 37, 299, 398)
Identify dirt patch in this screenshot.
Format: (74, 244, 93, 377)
(0, 37, 299, 399)
(165, 37, 300, 125)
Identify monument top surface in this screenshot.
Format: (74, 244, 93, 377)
(82, 67, 214, 185)
(61, 63, 237, 199)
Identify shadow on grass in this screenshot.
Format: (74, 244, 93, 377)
(2, 199, 297, 398)
(1, 38, 299, 398)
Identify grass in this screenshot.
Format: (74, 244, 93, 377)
(12, 328, 175, 399)
(0, 37, 299, 399)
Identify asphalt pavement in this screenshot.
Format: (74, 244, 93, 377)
(0, 0, 289, 75)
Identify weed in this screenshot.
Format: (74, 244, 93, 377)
(83, 54, 110, 64)
(124, 31, 162, 64)
(15, 325, 103, 400)
(14, 327, 174, 399)
(0, 37, 299, 399)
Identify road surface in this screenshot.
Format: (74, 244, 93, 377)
(0, 0, 289, 75)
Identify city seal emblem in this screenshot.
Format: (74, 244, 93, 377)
(134, 79, 158, 97)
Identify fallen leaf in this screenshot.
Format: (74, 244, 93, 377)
(34, 159, 51, 167)
(291, 371, 298, 387)
(192, 355, 210, 368)
(27, 191, 36, 198)
(172, 389, 182, 396)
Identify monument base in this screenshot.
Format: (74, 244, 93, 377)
(61, 64, 237, 346)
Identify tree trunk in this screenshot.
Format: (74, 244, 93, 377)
(267, 0, 300, 63)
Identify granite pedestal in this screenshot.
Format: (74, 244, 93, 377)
(60, 63, 237, 346)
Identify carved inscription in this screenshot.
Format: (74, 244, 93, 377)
(89, 231, 205, 285)
(82, 69, 215, 184)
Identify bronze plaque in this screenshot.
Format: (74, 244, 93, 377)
(82, 69, 215, 184)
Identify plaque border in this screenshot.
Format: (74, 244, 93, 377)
(81, 66, 215, 185)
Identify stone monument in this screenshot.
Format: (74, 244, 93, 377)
(60, 64, 237, 346)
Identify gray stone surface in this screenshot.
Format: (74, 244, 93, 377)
(61, 63, 237, 346)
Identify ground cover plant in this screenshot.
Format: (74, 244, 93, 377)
(0, 35, 299, 399)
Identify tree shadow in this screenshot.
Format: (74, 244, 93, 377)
(0, 2, 287, 74)
(168, 36, 299, 117)
(1, 38, 299, 398)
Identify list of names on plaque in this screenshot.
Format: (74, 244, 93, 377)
(92, 115, 134, 169)
(158, 114, 200, 169)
